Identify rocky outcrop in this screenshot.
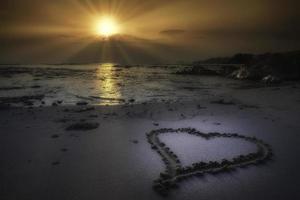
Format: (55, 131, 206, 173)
(179, 50, 300, 83)
(175, 65, 221, 76)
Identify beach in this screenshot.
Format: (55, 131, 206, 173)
(1, 0, 300, 198)
(1, 67, 300, 199)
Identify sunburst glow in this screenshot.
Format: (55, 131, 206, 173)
(96, 17, 119, 37)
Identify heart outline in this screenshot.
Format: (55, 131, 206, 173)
(146, 128, 273, 196)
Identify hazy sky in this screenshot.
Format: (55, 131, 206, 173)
(0, 0, 299, 64)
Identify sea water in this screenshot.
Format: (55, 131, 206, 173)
(0, 63, 237, 106)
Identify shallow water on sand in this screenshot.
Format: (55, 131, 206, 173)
(0, 63, 238, 106)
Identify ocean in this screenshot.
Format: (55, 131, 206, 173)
(0, 63, 237, 106)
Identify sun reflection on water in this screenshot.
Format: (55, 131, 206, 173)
(96, 63, 123, 105)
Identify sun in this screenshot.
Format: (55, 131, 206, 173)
(96, 17, 119, 37)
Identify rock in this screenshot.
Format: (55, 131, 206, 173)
(52, 161, 60, 166)
(175, 66, 220, 76)
(197, 105, 206, 109)
(51, 134, 60, 138)
(131, 140, 139, 144)
(76, 101, 88, 106)
(230, 66, 261, 80)
(196, 51, 300, 81)
(65, 122, 99, 131)
(61, 148, 68, 152)
(262, 75, 281, 84)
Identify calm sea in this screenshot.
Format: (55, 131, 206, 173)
(0, 63, 236, 106)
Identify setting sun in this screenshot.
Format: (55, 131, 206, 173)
(96, 17, 119, 37)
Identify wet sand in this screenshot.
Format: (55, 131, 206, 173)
(1, 83, 300, 200)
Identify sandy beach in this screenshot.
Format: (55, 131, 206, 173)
(1, 80, 300, 200)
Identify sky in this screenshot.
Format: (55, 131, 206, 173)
(0, 0, 299, 64)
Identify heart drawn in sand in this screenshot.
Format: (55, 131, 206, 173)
(146, 128, 273, 196)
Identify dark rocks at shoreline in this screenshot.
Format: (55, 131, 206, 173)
(229, 66, 283, 83)
(177, 50, 300, 83)
(231, 51, 300, 81)
(175, 66, 221, 76)
(262, 75, 282, 84)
